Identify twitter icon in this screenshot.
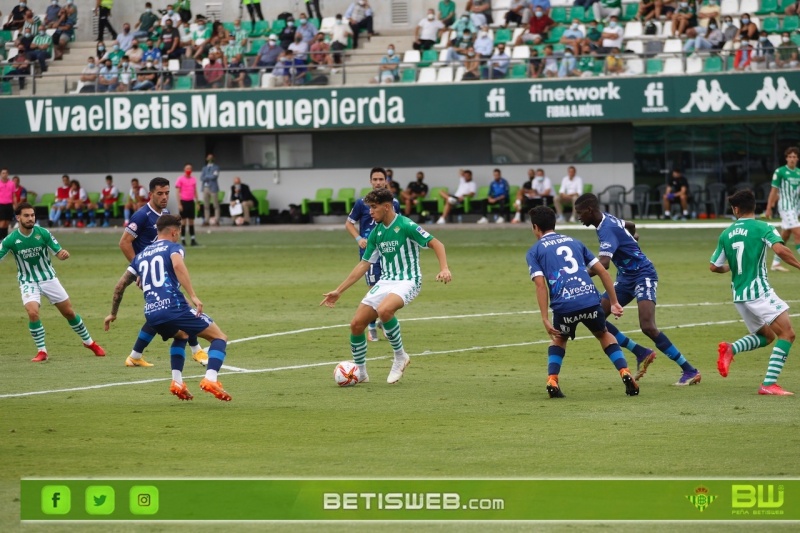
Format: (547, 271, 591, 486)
(85, 486, 115, 515)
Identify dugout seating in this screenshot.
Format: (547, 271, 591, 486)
(302, 187, 334, 216)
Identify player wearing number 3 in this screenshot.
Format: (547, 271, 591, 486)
(105, 214, 232, 402)
(711, 189, 800, 396)
(526, 205, 638, 399)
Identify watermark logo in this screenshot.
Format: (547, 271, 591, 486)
(746, 77, 800, 111)
(485, 88, 510, 118)
(642, 82, 669, 113)
(680, 80, 740, 113)
(686, 486, 717, 512)
(732, 484, 784, 509)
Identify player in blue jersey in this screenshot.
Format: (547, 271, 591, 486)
(527, 206, 637, 398)
(345, 167, 401, 342)
(119, 177, 207, 368)
(574, 193, 701, 386)
(105, 215, 232, 402)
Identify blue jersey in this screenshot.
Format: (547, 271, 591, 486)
(125, 204, 170, 255)
(347, 196, 401, 254)
(526, 232, 601, 313)
(595, 213, 656, 278)
(128, 240, 189, 325)
(489, 178, 510, 199)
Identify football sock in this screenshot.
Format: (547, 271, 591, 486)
(189, 336, 202, 352)
(763, 339, 791, 386)
(654, 332, 696, 372)
(67, 315, 92, 344)
(732, 334, 768, 354)
(205, 339, 226, 380)
(170, 338, 187, 383)
(605, 322, 651, 359)
(383, 317, 405, 355)
(547, 345, 565, 375)
(350, 333, 367, 365)
(189, 225, 196, 242)
(604, 343, 627, 371)
(132, 324, 156, 355)
(29, 320, 46, 351)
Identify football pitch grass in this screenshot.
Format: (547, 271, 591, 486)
(2, 224, 799, 532)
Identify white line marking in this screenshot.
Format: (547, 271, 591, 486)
(2, 303, 799, 399)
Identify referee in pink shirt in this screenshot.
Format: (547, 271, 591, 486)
(0, 168, 16, 239)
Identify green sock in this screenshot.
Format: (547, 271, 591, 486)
(29, 320, 46, 351)
(350, 333, 367, 365)
(382, 316, 405, 355)
(732, 334, 768, 355)
(763, 339, 792, 385)
(67, 315, 92, 344)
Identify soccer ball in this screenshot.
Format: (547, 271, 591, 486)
(334, 361, 359, 387)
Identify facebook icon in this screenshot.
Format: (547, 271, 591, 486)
(41, 485, 71, 515)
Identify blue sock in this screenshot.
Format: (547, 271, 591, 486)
(547, 345, 565, 375)
(170, 338, 187, 371)
(133, 324, 156, 353)
(604, 343, 628, 371)
(188, 334, 200, 347)
(654, 332, 695, 372)
(606, 322, 650, 359)
(207, 338, 227, 372)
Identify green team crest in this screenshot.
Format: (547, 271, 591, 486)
(686, 486, 717, 512)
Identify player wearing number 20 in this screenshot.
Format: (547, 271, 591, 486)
(525, 206, 638, 399)
(105, 214, 232, 402)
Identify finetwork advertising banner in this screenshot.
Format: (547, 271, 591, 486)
(20, 479, 798, 522)
(0, 71, 799, 137)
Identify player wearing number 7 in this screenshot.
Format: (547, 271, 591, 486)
(105, 214, 232, 402)
(711, 189, 800, 396)
(526, 206, 638, 398)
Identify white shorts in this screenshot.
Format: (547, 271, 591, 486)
(20, 278, 69, 306)
(360, 279, 420, 310)
(779, 208, 800, 230)
(734, 291, 789, 334)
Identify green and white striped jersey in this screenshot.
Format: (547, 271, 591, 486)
(0, 226, 62, 284)
(710, 218, 783, 302)
(363, 214, 434, 283)
(771, 165, 800, 212)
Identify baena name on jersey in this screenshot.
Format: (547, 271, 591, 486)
(728, 227, 748, 239)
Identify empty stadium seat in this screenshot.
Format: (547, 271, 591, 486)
(319, 16, 337, 33)
(646, 57, 663, 74)
(783, 16, 800, 32)
(685, 55, 703, 74)
(624, 21, 643, 39)
(757, 0, 780, 14)
(435, 30, 453, 49)
(704, 55, 723, 72)
(721, 0, 739, 15)
(663, 39, 683, 53)
(740, 0, 759, 13)
(417, 67, 437, 83)
(626, 58, 644, 74)
(663, 57, 684, 74)
(661, 20, 673, 36)
(768, 34, 783, 47)
(625, 39, 644, 55)
(762, 16, 781, 33)
(402, 50, 421, 65)
(436, 66, 454, 82)
(511, 45, 530, 59)
(454, 66, 465, 81)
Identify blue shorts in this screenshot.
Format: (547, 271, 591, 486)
(603, 274, 658, 307)
(359, 247, 382, 287)
(552, 303, 607, 340)
(148, 309, 214, 340)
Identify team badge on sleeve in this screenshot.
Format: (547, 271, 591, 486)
(128, 222, 138, 232)
(416, 226, 431, 239)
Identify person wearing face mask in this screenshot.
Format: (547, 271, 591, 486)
(288, 31, 309, 61)
(721, 17, 737, 44)
(227, 53, 250, 88)
(482, 43, 510, 79)
(503, 0, 527, 28)
(514, 7, 555, 46)
(599, 15, 623, 53)
(309, 32, 333, 69)
(134, 2, 159, 39)
(474, 26, 493, 58)
(561, 18, 584, 49)
(296, 15, 316, 44)
(672, 0, 697, 38)
(97, 58, 118, 92)
(22, 9, 41, 35)
(345, 0, 376, 49)
(684, 17, 723, 53)
(95, 0, 117, 41)
(557, 45, 577, 78)
(104, 40, 125, 66)
(142, 39, 162, 67)
(132, 59, 157, 90)
(452, 12, 476, 39)
(190, 20, 211, 59)
(775, 32, 799, 68)
(414, 9, 445, 50)
(161, 19, 183, 59)
(2, 44, 31, 89)
(27, 26, 52, 73)
(330, 14, 352, 70)
(117, 23, 134, 51)
(594, 0, 622, 26)
(116, 55, 136, 92)
(541, 44, 559, 77)
(161, 4, 181, 27)
(605, 46, 625, 74)
(737, 13, 759, 40)
(752, 30, 776, 68)
(278, 17, 297, 50)
(446, 28, 474, 64)
(3, 1, 28, 31)
(688, 0, 719, 39)
(461, 45, 481, 80)
(126, 38, 143, 68)
(231, 18, 249, 48)
(372, 44, 400, 84)
(242, 0, 265, 33)
(574, 43, 598, 77)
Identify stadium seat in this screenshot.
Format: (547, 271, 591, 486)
(418, 187, 448, 217)
(174, 76, 193, 90)
(546, 26, 565, 44)
(435, 30, 453, 49)
(320, 16, 337, 33)
(625, 39, 644, 55)
(417, 67, 437, 83)
(246, 38, 265, 56)
(624, 184, 652, 219)
(309, 18, 320, 30)
(646, 57, 663, 74)
(400, 68, 417, 83)
(626, 58, 644, 74)
(463, 185, 489, 215)
(301, 188, 333, 216)
(494, 28, 512, 45)
(757, 0, 780, 14)
(436, 66, 454, 82)
(783, 0, 798, 10)
(663, 57, 684, 74)
(705, 183, 729, 217)
(624, 21, 643, 40)
(762, 16, 781, 33)
(251, 189, 269, 221)
(328, 188, 356, 215)
(598, 185, 626, 218)
(402, 50, 421, 65)
(509, 62, 528, 78)
(768, 33, 783, 47)
(271, 19, 286, 35)
(685, 55, 703, 73)
(433, 48, 449, 66)
(645, 184, 668, 217)
(739, 0, 759, 14)
(622, 2, 640, 21)
(454, 65, 465, 81)
(720, 0, 739, 15)
(512, 27, 525, 43)
(511, 45, 530, 59)
(34, 192, 55, 219)
(663, 39, 683, 53)
(419, 49, 438, 67)
(571, 6, 586, 21)
(704, 55, 723, 72)
(661, 20, 673, 36)
(783, 16, 800, 32)
(250, 20, 269, 37)
(551, 6, 569, 24)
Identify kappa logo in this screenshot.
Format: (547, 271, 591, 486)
(745, 76, 800, 111)
(485, 88, 510, 118)
(642, 82, 669, 113)
(680, 79, 740, 113)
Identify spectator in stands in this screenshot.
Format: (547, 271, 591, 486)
(372, 44, 399, 83)
(558, 45, 577, 77)
(437, 170, 477, 224)
(737, 13, 759, 40)
(310, 32, 333, 69)
(161, 4, 181, 27)
(554, 166, 584, 223)
(752, 31, 776, 68)
(662, 168, 689, 220)
(189, 20, 211, 59)
(504, 0, 528, 27)
(605, 47, 625, 73)
(594, 0, 621, 23)
(148, 18, 162, 43)
(118, 23, 134, 51)
(143, 38, 162, 68)
(684, 17, 722, 53)
(452, 12, 477, 38)
(99, 175, 118, 227)
(599, 15, 623, 53)
(45, 0, 62, 28)
(16, 24, 35, 54)
(224, 32, 244, 62)
(466, 0, 492, 28)
(414, 8, 445, 50)
(288, 31, 309, 61)
(575, 42, 597, 76)
(514, 6, 554, 46)
(330, 14, 352, 71)
(78, 55, 97, 92)
(401, 172, 429, 216)
(654, 0, 677, 20)
(532, 0, 552, 15)
(231, 19, 248, 48)
(688, 0, 719, 39)
(97, 58, 118, 92)
(722, 16, 737, 44)
(462, 45, 481, 79)
(22, 9, 41, 36)
(636, 0, 657, 22)
(439, 0, 457, 27)
(787, 0, 800, 15)
(227, 53, 250, 87)
(175, 0, 191, 23)
(12, 175, 26, 208)
(230, 177, 257, 225)
(477, 169, 510, 224)
(277, 49, 307, 86)
(672, 1, 697, 37)
(541, 44, 559, 77)
(585, 19, 603, 50)
(733, 39, 751, 70)
(156, 64, 173, 90)
(51, 3, 77, 60)
(3, 44, 30, 89)
(483, 43, 510, 79)
(50, 175, 71, 227)
(561, 18, 584, 48)
(134, 2, 158, 39)
(95, 40, 106, 59)
(27, 27, 52, 73)
(65, 179, 96, 228)
(123, 178, 147, 225)
(776, 32, 798, 68)
(255, 34, 282, 71)
(160, 18, 183, 59)
(177, 20, 193, 51)
(132, 59, 157, 90)
(346, 0, 376, 49)
(296, 14, 316, 44)
(116, 55, 136, 91)
(278, 16, 296, 50)
(202, 48, 224, 88)
(528, 47, 543, 77)
(101, 41, 124, 66)
(3, 2, 26, 30)
(474, 26, 494, 59)
(243, 0, 265, 33)
(446, 27, 474, 64)
(512, 168, 553, 223)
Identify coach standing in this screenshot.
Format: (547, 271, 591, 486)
(95, 0, 117, 42)
(201, 153, 221, 226)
